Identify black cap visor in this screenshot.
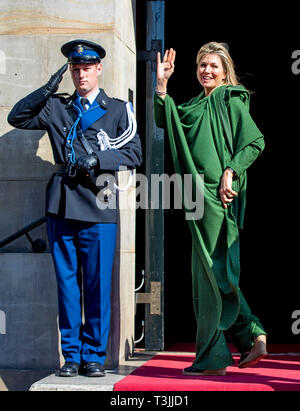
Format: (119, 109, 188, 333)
(68, 55, 101, 64)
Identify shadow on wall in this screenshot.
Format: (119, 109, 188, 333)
(0, 128, 54, 252)
(0, 126, 60, 370)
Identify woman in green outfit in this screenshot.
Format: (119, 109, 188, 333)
(154, 42, 267, 376)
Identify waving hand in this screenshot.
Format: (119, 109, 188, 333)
(156, 48, 176, 98)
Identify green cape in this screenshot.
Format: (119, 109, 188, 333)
(154, 85, 265, 368)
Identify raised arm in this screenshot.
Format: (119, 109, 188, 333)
(7, 64, 68, 130)
(156, 48, 176, 100)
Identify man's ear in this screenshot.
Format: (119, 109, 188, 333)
(97, 63, 103, 77)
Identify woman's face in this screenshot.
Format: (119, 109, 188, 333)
(197, 53, 226, 96)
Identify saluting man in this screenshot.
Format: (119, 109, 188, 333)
(8, 40, 143, 377)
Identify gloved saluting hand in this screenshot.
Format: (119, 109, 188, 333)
(43, 63, 69, 97)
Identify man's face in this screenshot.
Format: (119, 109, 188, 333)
(70, 62, 102, 97)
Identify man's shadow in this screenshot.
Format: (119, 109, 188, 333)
(0, 127, 54, 252)
(0, 126, 61, 371)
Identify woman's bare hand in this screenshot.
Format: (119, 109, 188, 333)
(156, 48, 176, 93)
(219, 169, 238, 209)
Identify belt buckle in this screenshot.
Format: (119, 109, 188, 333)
(68, 163, 77, 177)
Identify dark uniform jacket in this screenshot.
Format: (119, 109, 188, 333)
(7, 88, 143, 223)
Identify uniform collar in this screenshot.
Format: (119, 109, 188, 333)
(96, 88, 110, 109)
(66, 88, 109, 110)
(76, 89, 100, 106)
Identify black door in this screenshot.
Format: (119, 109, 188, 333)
(136, 0, 300, 349)
(163, 1, 300, 346)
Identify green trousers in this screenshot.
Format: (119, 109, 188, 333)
(191, 232, 266, 370)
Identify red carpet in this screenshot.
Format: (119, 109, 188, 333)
(165, 342, 300, 353)
(114, 353, 300, 391)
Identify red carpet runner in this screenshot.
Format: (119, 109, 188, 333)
(114, 352, 300, 391)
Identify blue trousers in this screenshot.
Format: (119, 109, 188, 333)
(47, 215, 117, 365)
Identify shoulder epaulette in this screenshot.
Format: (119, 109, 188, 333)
(113, 97, 126, 104)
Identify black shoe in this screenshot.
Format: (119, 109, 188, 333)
(85, 362, 105, 377)
(58, 362, 81, 377)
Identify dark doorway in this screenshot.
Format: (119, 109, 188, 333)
(163, 2, 300, 346)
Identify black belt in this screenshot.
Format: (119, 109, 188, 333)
(53, 164, 66, 174)
(53, 163, 78, 178)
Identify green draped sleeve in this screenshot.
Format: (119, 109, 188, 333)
(226, 94, 265, 176)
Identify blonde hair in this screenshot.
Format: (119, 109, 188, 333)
(196, 42, 239, 86)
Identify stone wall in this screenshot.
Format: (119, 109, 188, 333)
(0, 0, 137, 369)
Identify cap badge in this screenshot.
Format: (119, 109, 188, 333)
(77, 45, 84, 54)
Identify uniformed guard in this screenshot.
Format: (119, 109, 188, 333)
(8, 39, 143, 377)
